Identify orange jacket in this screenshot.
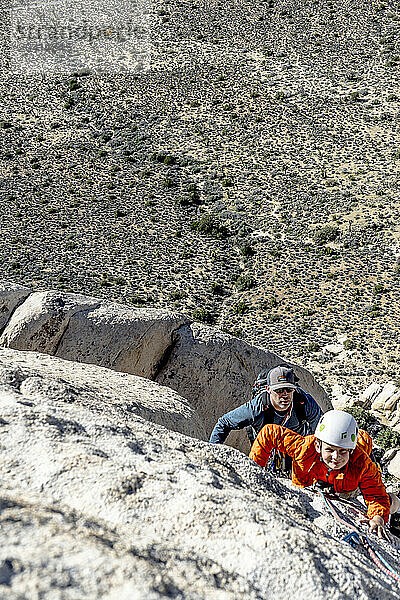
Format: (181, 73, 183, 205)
(249, 424, 390, 522)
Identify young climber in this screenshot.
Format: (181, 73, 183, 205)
(249, 410, 392, 539)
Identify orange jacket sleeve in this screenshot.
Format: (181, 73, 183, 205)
(356, 429, 389, 520)
(358, 458, 391, 523)
(249, 424, 307, 466)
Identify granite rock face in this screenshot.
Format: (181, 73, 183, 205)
(0, 288, 189, 380)
(0, 347, 206, 441)
(0, 347, 398, 600)
(0, 283, 331, 451)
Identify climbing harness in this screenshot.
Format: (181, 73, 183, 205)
(315, 489, 400, 584)
(267, 405, 293, 476)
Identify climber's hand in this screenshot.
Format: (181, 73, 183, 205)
(368, 515, 391, 541)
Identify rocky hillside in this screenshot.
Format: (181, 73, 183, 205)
(0, 346, 400, 599)
(1, 0, 400, 397)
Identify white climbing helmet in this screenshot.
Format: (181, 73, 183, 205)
(315, 410, 359, 450)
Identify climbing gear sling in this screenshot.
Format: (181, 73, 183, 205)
(314, 489, 400, 584)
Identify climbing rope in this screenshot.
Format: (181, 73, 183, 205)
(316, 490, 359, 533)
(314, 489, 400, 584)
(320, 492, 400, 549)
(362, 540, 400, 584)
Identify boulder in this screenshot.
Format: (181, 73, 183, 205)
(360, 382, 381, 408)
(388, 450, 400, 480)
(52, 301, 189, 379)
(0, 281, 31, 332)
(0, 290, 189, 380)
(389, 415, 400, 429)
(384, 391, 400, 413)
(0, 290, 100, 354)
(371, 383, 399, 412)
(322, 342, 344, 356)
(156, 323, 332, 451)
(0, 347, 397, 600)
(381, 447, 398, 465)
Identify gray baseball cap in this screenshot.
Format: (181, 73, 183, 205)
(268, 366, 297, 390)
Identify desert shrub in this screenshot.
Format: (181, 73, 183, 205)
(368, 303, 381, 317)
(177, 194, 200, 207)
(113, 277, 126, 285)
(211, 282, 224, 295)
(240, 243, 256, 257)
(235, 274, 255, 291)
(151, 151, 176, 165)
(181, 249, 194, 258)
(306, 342, 320, 352)
(269, 314, 280, 322)
(349, 91, 360, 102)
(346, 407, 380, 436)
(375, 428, 400, 451)
(385, 56, 400, 67)
(262, 296, 278, 309)
(99, 277, 112, 287)
(373, 283, 385, 294)
(314, 224, 339, 245)
(163, 177, 175, 188)
(269, 247, 281, 257)
(131, 294, 153, 305)
(168, 290, 186, 301)
(176, 184, 202, 207)
(191, 214, 230, 238)
(321, 246, 338, 256)
(343, 339, 357, 350)
(233, 300, 249, 315)
(193, 309, 215, 324)
(68, 78, 80, 91)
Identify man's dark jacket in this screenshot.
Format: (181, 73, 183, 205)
(209, 389, 322, 444)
